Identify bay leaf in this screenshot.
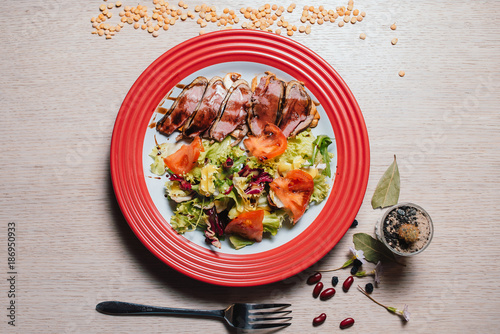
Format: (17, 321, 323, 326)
(353, 233, 397, 264)
(371, 155, 400, 209)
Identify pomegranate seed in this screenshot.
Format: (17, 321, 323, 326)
(313, 313, 327, 326)
(343, 276, 354, 292)
(313, 282, 324, 298)
(320, 287, 336, 300)
(340, 317, 355, 329)
(307, 272, 322, 285)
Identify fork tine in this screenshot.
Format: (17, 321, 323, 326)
(252, 316, 293, 322)
(248, 322, 292, 330)
(250, 310, 292, 316)
(246, 303, 291, 309)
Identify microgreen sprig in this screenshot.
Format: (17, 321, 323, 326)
(354, 261, 383, 285)
(319, 246, 366, 272)
(357, 285, 410, 321)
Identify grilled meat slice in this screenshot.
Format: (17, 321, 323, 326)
(289, 103, 317, 137)
(182, 76, 226, 139)
(223, 72, 241, 89)
(278, 80, 314, 137)
(208, 79, 252, 142)
(156, 76, 208, 136)
(248, 72, 286, 136)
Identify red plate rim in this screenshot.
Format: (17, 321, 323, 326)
(110, 30, 370, 287)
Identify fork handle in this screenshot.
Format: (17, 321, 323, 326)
(96, 301, 225, 319)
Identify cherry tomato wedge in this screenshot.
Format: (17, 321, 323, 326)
(269, 169, 314, 224)
(224, 210, 265, 242)
(243, 123, 287, 161)
(163, 137, 204, 175)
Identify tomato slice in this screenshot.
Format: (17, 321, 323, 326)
(243, 123, 287, 161)
(269, 169, 314, 224)
(163, 137, 204, 175)
(224, 210, 265, 242)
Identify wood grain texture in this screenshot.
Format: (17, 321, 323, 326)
(1, 0, 500, 333)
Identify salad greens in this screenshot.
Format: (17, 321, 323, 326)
(310, 135, 333, 177)
(149, 129, 334, 249)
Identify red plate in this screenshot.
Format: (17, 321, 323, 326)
(110, 30, 369, 286)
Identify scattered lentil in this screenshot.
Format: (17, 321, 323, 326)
(391, 37, 398, 45)
(391, 23, 397, 30)
(92, 1, 369, 38)
(399, 70, 405, 77)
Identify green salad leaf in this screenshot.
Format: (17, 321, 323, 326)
(229, 235, 254, 249)
(311, 174, 330, 203)
(263, 211, 289, 236)
(170, 198, 207, 234)
(310, 135, 333, 177)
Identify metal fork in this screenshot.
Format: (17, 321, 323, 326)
(96, 301, 292, 330)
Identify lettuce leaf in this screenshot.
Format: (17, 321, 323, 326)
(170, 199, 207, 234)
(165, 181, 193, 203)
(280, 129, 316, 163)
(229, 235, 254, 250)
(263, 210, 289, 236)
(204, 136, 245, 165)
(311, 174, 330, 203)
(310, 135, 333, 177)
(149, 142, 178, 176)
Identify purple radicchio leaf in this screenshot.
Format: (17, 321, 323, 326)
(238, 165, 262, 177)
(251, 172, 273, 184)
(169, 174, 192, 191)
(223, 157, 233, 169)
(224, 185, 234, 195)
(241, 167, 274, 195)
(204, 226, 221, 249)
(205, 207, 226, 237)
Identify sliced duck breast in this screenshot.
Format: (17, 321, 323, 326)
(278, 80, 314, 137)
(208, 79, 252, 142)
(156, 76, 208, 136)
(182, 76, 226, 139)
(247, 72, 286, 136)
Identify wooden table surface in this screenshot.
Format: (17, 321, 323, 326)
(1, 0, 499, 333)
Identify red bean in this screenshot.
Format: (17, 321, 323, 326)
(320, 287, 336, 300)
(342, 276, 354, 292)
(340, 317, 355, 329)
(307, 272, 322, 285)
(313, 282, 323, 298)
(313, 313, 327, 326)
